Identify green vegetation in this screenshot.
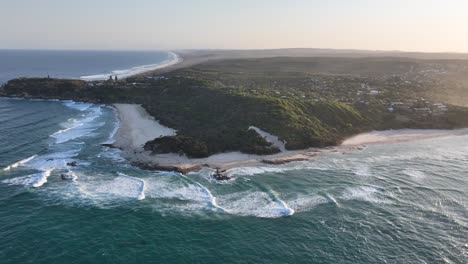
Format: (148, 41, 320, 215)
(2, 56, 468, 157)
(144, 136, 210, 158)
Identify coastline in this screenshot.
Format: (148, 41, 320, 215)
(4, 51, 468, 178)
(79, 51, 183, 81)
(113, 104, 176, 150)
(112, 103, 468, 177)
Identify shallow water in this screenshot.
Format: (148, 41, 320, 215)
(0, 98, 467, 263)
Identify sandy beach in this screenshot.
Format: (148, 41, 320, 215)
(113, 104, 176, 150)
(341, 129, 468, 146)
(113, 104, 468, 175)
(80, 52, 183, 81)
(113, 104, 323, 172)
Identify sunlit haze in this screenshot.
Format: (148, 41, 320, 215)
(1, 0, 468, 52)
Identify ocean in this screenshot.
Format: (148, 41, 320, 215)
(0, 52, 467, 263)
(0, 50, 177, 84)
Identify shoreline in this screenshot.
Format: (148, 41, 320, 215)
(112, 103, 468, 177)
(3, 97, 466, 178)
(79, 51, 183, 81)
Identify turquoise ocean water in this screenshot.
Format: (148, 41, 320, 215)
(0, 98, 466, 263)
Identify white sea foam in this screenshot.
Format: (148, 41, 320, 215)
(79, 52, 181, 81)
(3, 155, 37, 171)
(403, 169, 426, 180)
(288, 195, 329, 212)
(273, 198, 295, 216)
(51, 106, 103, 144)
(224, 160, 325, 177)
(179, 177, 228, 212)
(2, 134, 83, 188)
(187, 167, 216, 180)
(226, 166, 291, 177)
(33, 169, 54, 187)
(192, 181, 226, 212)
(86, 174, 146, 200)
(2, 168, 54, 188)
(354, 165, 371, 177)
(145, 174, 295, 217)
(145, 176, 206, 201)
(341, 186, 391, 204)
(215, 190, 294, 218)
(63, 170, 79, 182)
(97, 148, 126, 162)
(25, 148, 81, 172)
(117, 173, 146, 200)
(324, 194, 340, 206)
(62, 101, 92, 111)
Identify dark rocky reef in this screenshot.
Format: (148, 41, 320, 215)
(131, 161, 203, 174)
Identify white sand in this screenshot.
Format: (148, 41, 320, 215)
(112, 105, 307, 169)
(113, 104, 176, 150)
(249, 126, 286, 151)
(342, 128, 468, 146)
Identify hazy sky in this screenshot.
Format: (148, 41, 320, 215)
(1, 0, 468, 52)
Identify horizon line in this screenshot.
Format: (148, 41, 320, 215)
(1, 47, 468, 55)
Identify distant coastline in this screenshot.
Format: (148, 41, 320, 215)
(79, 51, 182, 81)
(0, 50, 178, 85)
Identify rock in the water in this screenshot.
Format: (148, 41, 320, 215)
(66, 161, 78, 167)
(60, 173, 74, 181)
(101, 143, 119, 149)
(212, 168, 231, 181)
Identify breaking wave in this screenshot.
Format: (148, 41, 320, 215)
(2, 168, 54, 188)
(117, 173, 146, 200)
(341, 185, 392, 204)
(51, 106, 103, 144)
(3, 155, 37, 171)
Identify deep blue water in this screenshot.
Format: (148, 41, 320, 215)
(0, 98, 466, 263)
(0, 50, 173, 84)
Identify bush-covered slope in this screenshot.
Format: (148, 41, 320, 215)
(1, 77, 366, 157)
(3, 56, 468, 158)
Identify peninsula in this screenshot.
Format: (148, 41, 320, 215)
(2, 49, 468, 176)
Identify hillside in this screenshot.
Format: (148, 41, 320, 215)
(2, 56, 468, 157)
